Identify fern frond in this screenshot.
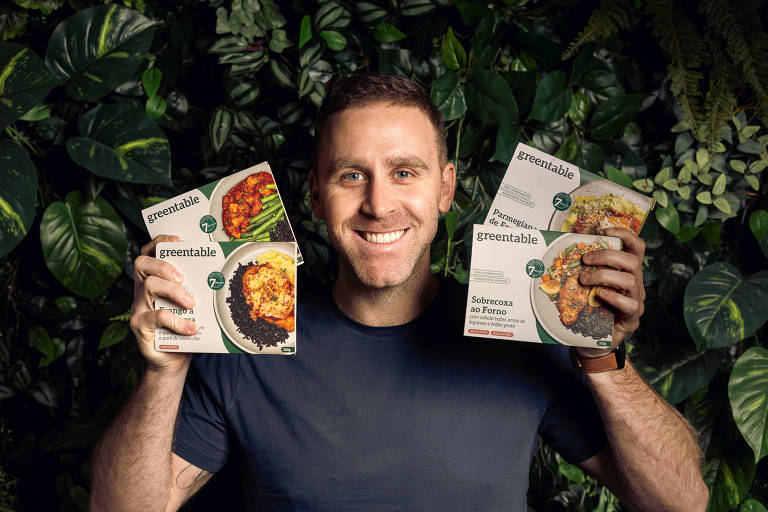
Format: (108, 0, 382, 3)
(731, 0, 768, 125)
(562, 0, 634, 60)
(701, 0, 768, 110)
(647, 0, 708, 141)
(703, 37, 738, 148)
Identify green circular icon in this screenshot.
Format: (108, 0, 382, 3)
(525, 259, 545, 278)
(207, 271, 225, 290)
(199, 215, 217, 233)
(552, 192, 572, 211)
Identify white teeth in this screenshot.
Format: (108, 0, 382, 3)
(363, 230, 404, 244)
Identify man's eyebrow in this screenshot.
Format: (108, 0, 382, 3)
(327, 158, 367, 175)
(385, 154, 429, 170)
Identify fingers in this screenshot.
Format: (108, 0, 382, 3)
(142, 275, 196, 309)
(134, 254, 184, 283)
(582, 248, 641, 274)
(602, 227, 646, 259)
(579, 267, 642, 297)
(131, 309, 198, 337)
(141, 234, 181, 257)
(597, 287, 643, 329)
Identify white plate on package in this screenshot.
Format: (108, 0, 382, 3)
(208, 163, 275, 242)
(213, 241, 297, 354)
(529, 234, 615, 347)
(548, 179, 653, 232)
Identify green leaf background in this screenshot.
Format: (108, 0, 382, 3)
(40, 191, 127, 299)
(45, 4, 157, 101)
(0, 140, 37, 258)
(66, 103, 171, 184)
(684, 264, 768, 351)
(729, 347, 768, 462)
(0, 42, 56, 129)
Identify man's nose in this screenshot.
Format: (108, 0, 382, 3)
(360, 177, 395, 219)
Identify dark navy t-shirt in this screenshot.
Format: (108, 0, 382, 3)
(173, 280, 607, 510)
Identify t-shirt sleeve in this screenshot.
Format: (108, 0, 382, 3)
(538, 347, 608, 464)
(172, 354, 240, 473)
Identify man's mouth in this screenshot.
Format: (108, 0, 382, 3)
(359, 229, 406, 244)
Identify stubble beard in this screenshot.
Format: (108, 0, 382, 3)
(332, 217, 437, 293)
(337, 242, 431, 292)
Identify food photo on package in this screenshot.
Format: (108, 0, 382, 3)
(154, 241, 297, 354)
(485, 142, 654, 235)
(141, 162, 303, 263)
(464, 224, 622, 348)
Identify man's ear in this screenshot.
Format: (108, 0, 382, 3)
(438, 161, 456, 213)
(308, 169, 325, 219)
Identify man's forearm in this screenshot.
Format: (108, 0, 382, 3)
(587, 361, 708, 511)
(90, 364, 189, 511)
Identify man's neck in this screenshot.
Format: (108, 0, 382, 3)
(332, 261, 439, 327)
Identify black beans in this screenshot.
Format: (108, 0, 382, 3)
(269, 220, 294, 242)
(568, 307, 613, 340)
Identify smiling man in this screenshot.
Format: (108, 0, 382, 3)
(90, 74, 708, 511)
(309, 96, 455, 324)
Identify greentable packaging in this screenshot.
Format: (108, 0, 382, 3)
(142, 163, 303, 263)
(155, 241, 297, 354)
(485, 143, 654, 236)
(464, 224, 622, 348)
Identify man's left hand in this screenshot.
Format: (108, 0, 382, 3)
(578, 227, 646, 347)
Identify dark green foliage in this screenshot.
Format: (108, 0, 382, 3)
(0, 1, 766, 511)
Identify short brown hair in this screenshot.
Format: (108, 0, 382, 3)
(313, 73, 448, 169)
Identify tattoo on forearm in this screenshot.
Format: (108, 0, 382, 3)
(176, 464, 208, 489)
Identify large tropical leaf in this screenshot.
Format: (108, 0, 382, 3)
(729, 347, 768, 462)
(685, 384, 727, 456)
(638, 349, 721, 405)
(588, 92, 647, 140)
(528, 70, 570, 123)
(741, 499, 768, 512)
(465, 69, 518, 125)
(40, 190, 126, 299)
(0, 43, 57, 129)
(703, 440, 756, 512)
(0, 140, 37, 258)
(45, 4, 157, 101)
(683, 263, 768, 350)
(66, 103, 171, 184)
(430, 71, 466, 122)
(749, 209, 768, 259)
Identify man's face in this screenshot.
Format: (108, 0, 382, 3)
(310, 103, 455, 289)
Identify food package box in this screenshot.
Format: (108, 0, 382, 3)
(141, 163, 303, 264)
(464, 224, 623, 348)
(485, 142, 654, 235)
(154, 241, 297, 354)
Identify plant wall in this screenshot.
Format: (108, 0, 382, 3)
(0, 0, 766, 510)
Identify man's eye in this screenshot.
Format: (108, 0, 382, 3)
(343, 172, 363, 181)
(395, 170, 412, 179)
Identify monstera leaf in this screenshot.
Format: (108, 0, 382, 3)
(40, 191, 127, 299)
(729, 347, 768, 463)
(45, 4, 157, 101)
(683, 263, 768, 350)
(66, 103, 171, 184)
(703, 440, 756, 512)
(0, 140, 37, 258)
(638, 349, 721, 405)
(0, 43, 57, 129)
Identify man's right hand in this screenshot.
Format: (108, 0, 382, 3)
(130, 234, 198, 374)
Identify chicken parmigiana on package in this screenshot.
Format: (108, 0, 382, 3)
(154, 241, 297, 354)
(485, 143, 654, 236)
(463, 224, 622, 348)
(141, 163, 302, 264)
